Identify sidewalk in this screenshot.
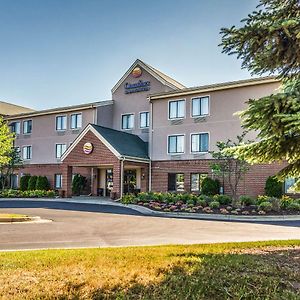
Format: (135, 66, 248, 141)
(1, 196, 300, 222)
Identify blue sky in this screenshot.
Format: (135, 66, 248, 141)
(0, 0, 259, 110)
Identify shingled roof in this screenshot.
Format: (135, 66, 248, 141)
(0, 101, 34, 116)
(90, 124, 149, 159)
(61, 123, 149, 162)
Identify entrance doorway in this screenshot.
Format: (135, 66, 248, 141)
(105, 169, 113, 196)
(123, 170, 137, 194)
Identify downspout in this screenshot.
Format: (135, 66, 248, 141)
(120, 157, 125, 199)
(149, 98, 153, 191)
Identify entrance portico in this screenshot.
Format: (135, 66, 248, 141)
(61, 124, 149, 199)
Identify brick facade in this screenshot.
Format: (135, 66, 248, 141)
(151, 160, 286, 197)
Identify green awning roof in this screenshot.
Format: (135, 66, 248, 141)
(90, 124, 149, 160)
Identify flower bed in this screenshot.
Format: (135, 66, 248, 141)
(121, 192, 300, 215)
(0, 189, 57, 198)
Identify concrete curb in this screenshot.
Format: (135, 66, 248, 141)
(126, 204, 300, 221)
(1, 198, 300, 222)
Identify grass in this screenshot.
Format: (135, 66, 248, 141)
(0, 213, 28, 219)
(0, 240, 300, 299)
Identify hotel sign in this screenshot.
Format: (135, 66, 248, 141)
(124, 66, 150, 94)
(124, 80, 151, 94)
(83, 142, 93, 155)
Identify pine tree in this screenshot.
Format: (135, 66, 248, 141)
(220, 0, 300, 189)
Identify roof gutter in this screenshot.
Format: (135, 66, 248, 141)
(149, 78, 280, 101)
(120, 156, 150, 163)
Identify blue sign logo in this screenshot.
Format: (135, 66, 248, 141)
(124, 80, 150, 94)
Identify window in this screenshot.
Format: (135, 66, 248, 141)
(169, 100, 185, 119)
(168, 173, 184, 192)
(140, 112, 149, 128)
(56, 144, 67, 158)
(284, 177, 297, 193)
(56, 115, 67, 131)
(10, 122, 20, 134)
(191, 133, 209, 153)
(191, 173, 208, 192)
(168, 135, 184, 154)
(122, 114, 134, 130)
(22, 146, 32, 160)
(23, 120, 32, 134)
(70, 113, 82, 129)
(192, 96, 209, 117)
(54, 174, 62, 189)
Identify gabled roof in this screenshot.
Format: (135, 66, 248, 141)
(111, 59, 186, 93)
(149, 76, 280, 100)
(61, 124, 149, 162)
(0, 101, 34, 116)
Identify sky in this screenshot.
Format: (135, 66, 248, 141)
(0, 0, 260, 110)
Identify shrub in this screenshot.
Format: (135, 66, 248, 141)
(196, 199, 207, 207)
(36, 176, 50, 191)
(201, 177, 220, 196)
(20, 175, 31, 191)
(287, 202, 300, 211)
(46, 190, 56, 198)
(280, 195, 295, 210)
(265, 176, 283, 198)
(239, 195, 256, 206)
(186, 199, 195, 206)
(256, 195, 269, 205)
(72, 174, 87, 196)
(121, 194, 136, 204)
(209, 201, 220, 209)
(269, 197, 281, 212)
(258, 201, 272, 212)
(28, 176, 38, 190)
(213, 194, 232, 205)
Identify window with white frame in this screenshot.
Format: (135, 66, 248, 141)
(56, 144, 67, 158)
(10, 122, 21, 134)
(191, 173, 208, 192)
(23, 120, 32, 134)
(122, 114, 134, 130)
(56, 115, 67, 131)
(168, 173, 185, 192)
(70, 113, 82, 129)
(191, 133, 209, 153)
(54, 174, 62, 189)
(22, 146, 32, 160)
(140, 112, 149, 128)
(168, 135, 184, 154)
(191, 96, 209, 117)
(284, 177, 297, 193)
(169, 100, 185, 119)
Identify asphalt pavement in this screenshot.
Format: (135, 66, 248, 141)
(0, 200, 300, 251)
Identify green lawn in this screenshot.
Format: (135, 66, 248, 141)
(0, 240, 300, 299)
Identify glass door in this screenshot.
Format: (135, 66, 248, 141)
(123, 170, 137, 194)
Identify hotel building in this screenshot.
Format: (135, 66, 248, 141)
(4, 59, 292, 198)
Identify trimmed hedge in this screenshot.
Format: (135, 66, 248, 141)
(28, 176, 38, 190)
(0, 189, 56, 198)
(36, 176, 50, 191)
(20, 175, 31, 191)
(201, 177, 220, 196)
(265, 176, 283, 198)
